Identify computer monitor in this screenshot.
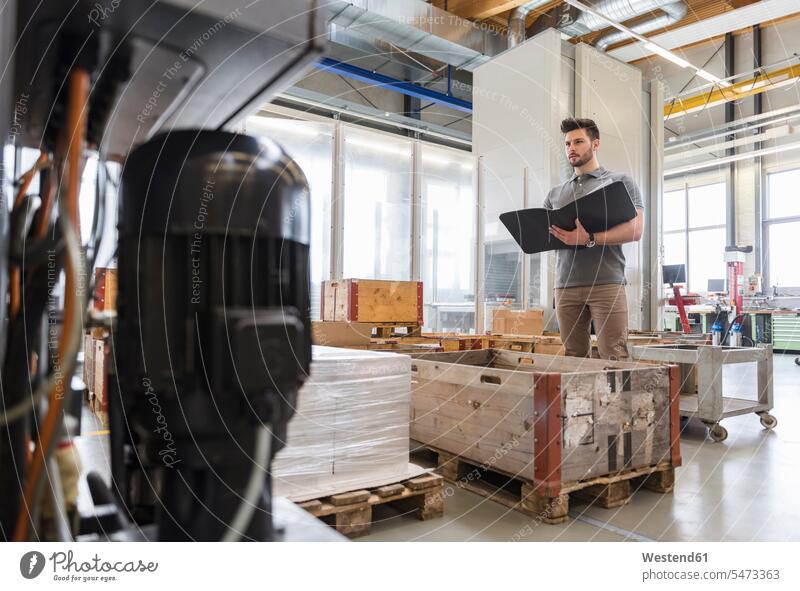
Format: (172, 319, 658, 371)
(707, 278, 725, 293)
(662, 264, 686, 285)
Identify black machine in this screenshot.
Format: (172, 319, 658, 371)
(1, 0, 327, 541)
(114, 130, 311, 540)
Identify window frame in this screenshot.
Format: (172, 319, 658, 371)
(662, 178, 727, 293)
(250, 108, 477, 330)
(763, 165, 800, 292)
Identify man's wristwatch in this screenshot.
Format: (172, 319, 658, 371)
(585, 233, 596, 248)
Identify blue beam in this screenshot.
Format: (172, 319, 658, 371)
(315, 57, 472, 114)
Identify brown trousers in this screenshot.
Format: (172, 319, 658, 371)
(554, 283, 629, 360)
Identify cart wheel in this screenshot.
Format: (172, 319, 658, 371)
(709, 423, 728, 442)
(758, 413, 778, 430)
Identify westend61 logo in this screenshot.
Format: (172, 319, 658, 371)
(19, 550, 158, 582)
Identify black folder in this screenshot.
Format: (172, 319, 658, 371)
(499, 180, 637, 254)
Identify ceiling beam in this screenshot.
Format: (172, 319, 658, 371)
(432, 0, 535, 21)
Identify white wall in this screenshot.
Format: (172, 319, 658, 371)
(472, 28, 564, 331)
(575, 43, 646, 328)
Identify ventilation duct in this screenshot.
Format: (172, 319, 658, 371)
(507, 1, 552, 48)
(528, 0, 688, 45)
(594, 2, 687, 50)
(328, 0, 507, 71)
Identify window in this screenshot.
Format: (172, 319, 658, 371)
(246, 116, 334, 319)
(78, 156, 120, 272)
(661, 181, 726, 293)
(662, 189, 685, 232)
(421, 144, 475, 332)
(765, 168, 800, 290)
(342, 128, 413, 280)
(246, 111, 478, 327)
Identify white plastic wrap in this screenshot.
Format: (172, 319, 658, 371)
(272, 346, 421, 502)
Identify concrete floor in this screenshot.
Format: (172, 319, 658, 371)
(75, 353, 800, 542)
(358, 353, 800, 542)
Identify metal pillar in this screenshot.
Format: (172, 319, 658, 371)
(753, 24, 764, 275)
(724, 32, 736, 248)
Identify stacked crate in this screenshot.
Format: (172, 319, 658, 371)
(316, 279, 424, 342)
(83, 267, 117, 424)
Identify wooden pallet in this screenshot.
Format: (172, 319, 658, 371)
(371, 323, 422, 338)
(296, 473, 445, 538)
(345, 340, 444, 354)
(412, 446, 674, 525)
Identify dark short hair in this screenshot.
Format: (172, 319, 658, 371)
(560, 117, 600, 141)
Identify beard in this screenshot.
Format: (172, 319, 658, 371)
(569, 150, 593, 168)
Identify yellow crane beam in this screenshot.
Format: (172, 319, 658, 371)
(664, 62, 800, 119)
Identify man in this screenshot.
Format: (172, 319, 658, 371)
(544, 118, 644, 360)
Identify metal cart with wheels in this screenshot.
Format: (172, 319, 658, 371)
(629, 344, 775, 442)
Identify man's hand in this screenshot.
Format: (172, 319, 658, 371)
(549, 218, 590, 246)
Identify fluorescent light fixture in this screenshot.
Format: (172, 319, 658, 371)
(644, 42, 690, 69)
(247, 116, 322, 138)
(564, 0, 734, 88)
(696, 69, 732, 87)
(665, 140, 800, 176)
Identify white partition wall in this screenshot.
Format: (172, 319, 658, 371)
(472, 29, 564, 332)
(575, 43, 646, 329)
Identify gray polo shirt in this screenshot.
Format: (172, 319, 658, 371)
(543, 166, 643, 289)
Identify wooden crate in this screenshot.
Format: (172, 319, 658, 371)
(409, 349, 681, 520)
(483, 334, 565, 355)
(311, 320, 373, 346)
(84, 336, 109, 426)
(437, 335, 486, 352)
(533, 335, 565, 355)
(93, 267, 117, 311)
(486, 335, 535, 353)
(321, 279, 423, 324)
(491, 308, 544, 336)
(297, 473, 444, 538)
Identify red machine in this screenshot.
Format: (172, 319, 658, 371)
(725, 248, 749, 314)
(669, 285, 698, 334)
(663, 264, 698, 334)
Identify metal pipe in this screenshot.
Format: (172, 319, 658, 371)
(577, 0, 672, 32)
(508, 1, 551, 48)
(594, 2, 687, 50)
(531, 0, 687, 42)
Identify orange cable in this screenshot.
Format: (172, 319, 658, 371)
(13, 68, 90, 541)
(9, 152, 50, 319)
